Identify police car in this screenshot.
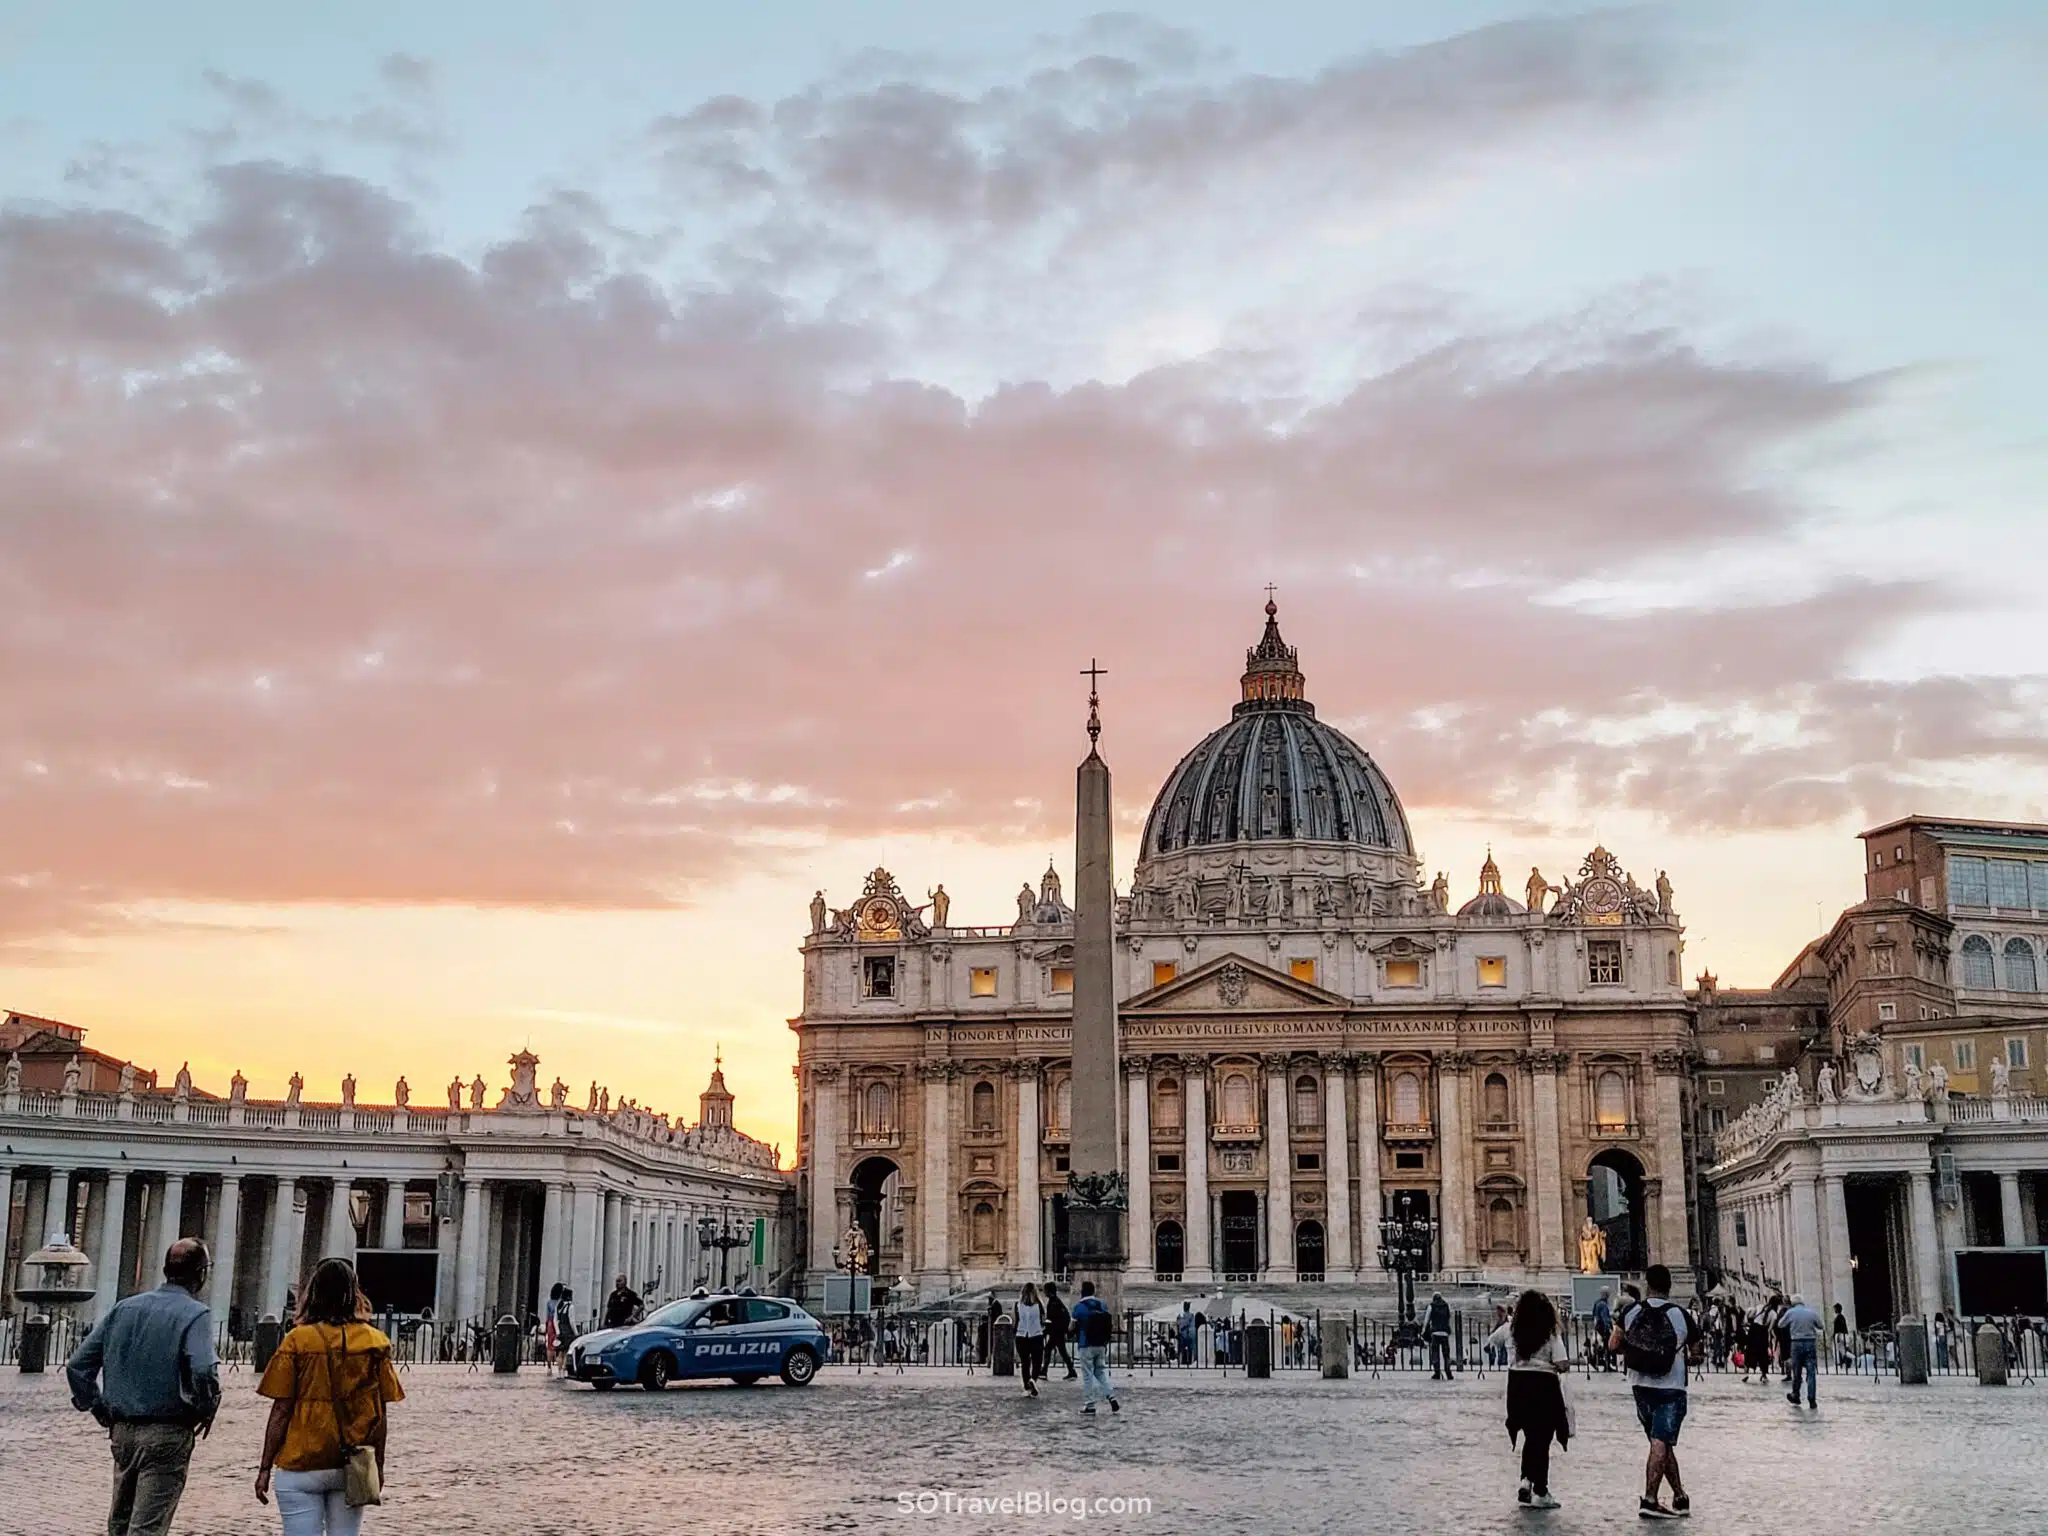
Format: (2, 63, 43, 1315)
(565, 1293, 831, 1391)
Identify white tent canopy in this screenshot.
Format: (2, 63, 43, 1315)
(1139, 1293, 1308, 1325)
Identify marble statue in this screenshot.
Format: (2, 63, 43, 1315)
(1268, 874, 1288, 919)
(469, 1074, 487, 1111)
(1929, 1062, 1948, 1101)
(550, 1076, 568, 1109)
(599, 1087, 610, 1115)
(1017, 883, 1036, 923)
(173, 1062, 192, 1098)
(928, 885, 950, 928)
(1578, 1216, 1607, 1274)
(340, 1074, 357, 1108)
(394, 1076, 410, 1108)
(1430, 871, 1450, 913)
(1903, 1060, 1922, 1104)
(4, 1052, 21, 1094)
(810, 890, 828, 934)
(1174, 878, 1198, 921)
(1655, 869, 1674, 916)
(587, 1081, 599, 1112)
(284, 1072, 303, 1108)
(1817, 1061, 1837, 1104)
(229, 1069, 247, 1105)
(1991, 1057, 2011, 1098)
(1348, 871, 1372, 915)
(447, 1077, 463, 1110)
(118, 1062, 136, 1095)
(1526, 867, 1550, 914)
(1224, 866, 1244, 920)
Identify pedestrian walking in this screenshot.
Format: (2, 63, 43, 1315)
(1043, 1282, 1076, 1379)
(1488, 1289, 1573, 1511)
(1591, 1289, 1614, 1372)
(1015, 1284, 1046, 1396)
(255, 1257, 405, 1534)
(1829, 1303, 1850, 1369)
(1426, 1292, 1455, 1380)
(1609, 1263, 1696, 1521)
(1932, 1310, 1951, 1371)
(66, 1238, 221, 1536)
(542, 1283, 563, 1375)
(1743, 1300, 1774, 1385)
(1177, 1301, 1197, 1366)
(1069, 1280, 1119, 1415)
(1780, 1294, 1822, 1408)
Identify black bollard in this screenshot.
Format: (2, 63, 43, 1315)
(493, 1314, 523, 1374)
(1245, 1319, 1272, 1379)
(253, 1317, 283, 1374)
(18, 1317, 50, 1374)
(992, 1316, 1016, 1376)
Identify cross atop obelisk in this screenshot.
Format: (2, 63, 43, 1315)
(1067, 655, 1126, 1306)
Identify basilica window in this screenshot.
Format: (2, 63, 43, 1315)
(1289, 958, 1317, 984)
(1667, 951, 1680, 986)
(971, 1080, 996, 1131)
(2007, 1037, 2030, 1070)
(1482, 1072, 1511, 1126)
(1954, 1040, 1976, 1071)
(1389, 1070, 1424, 1128)
(1220, 1070, 1256, 1130)
(1384, 959, 1421, 988)
(1487, 1198, 1519, 1254)
(1153, 961, 1178, 987)
(1594, 1070, 1629, 1131)
(970, 966, 998, 998)
(1052, 1077, 1072, 1135)
(2004, 938, 2039, 992)
(1586, 939, 1622, 986)
(863, 955, 897, 998)
(1950, 856, 1989, 907)
(1476, 956, 1506, 988)
(1878, 1002, 1897, 1022)
(970, 1201, 997, 1254)
(1051, 967, 1075, 994)
(1902, 1043, 1925, 1071)
(1960, 935, 1997, 990)
(1155, 1077, 1183, 1130)
(1293, 1074, 1320, 1128)
(862, 1080, 895, 1138)
(1990, 859, 2031, 909)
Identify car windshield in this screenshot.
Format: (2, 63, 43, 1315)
(645, 1299, 706, 1328)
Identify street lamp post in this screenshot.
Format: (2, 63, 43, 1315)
(1377, 1193, 1439, 1350)
(696, 1196, 750, 1290)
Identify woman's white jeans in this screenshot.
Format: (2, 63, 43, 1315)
(273, 1467, 366, 1536)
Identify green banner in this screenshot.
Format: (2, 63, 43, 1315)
(752, 1216, 765, 1265)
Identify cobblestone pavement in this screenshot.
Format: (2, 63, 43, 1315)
(5, 1362, 2044, 1535)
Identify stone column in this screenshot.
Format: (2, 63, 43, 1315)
(919, 1063, 953, 1289)
(1822, 1175, 1855, 1330)
(806, 1065, 842, 1282)
(325, 1179, 356, 1263)
(0, 1165, 12, 1291)
(265, 1177, 300, 1319)
(1015, 1066, 1041, 1276)
(1436, 1057, 1468, 1271)
(599, 1191, 620, 1292)
(1651, 1053, 1691, 1269)
(1908, 1170, 1944, 1317)
(538, 1183, 564, 1295)
(571, 1186, 601, 1322)
(1263, 1056, 1296, 1280)
(1184, 1060, 1213, 1282)
(456, 1179, 485, 1320)
(2000, 1172, 2026, 1247)
(210, 1175, 243, 1327)
(1322, 1055, 1353, 1279)
(1790, 1174, 1824, 1301)
(1125, 1058, 1154, 1280)
(138, 1176, 168, 1274)
(1529, 1050, 1567, 1273)
(380, 1181, 406, 1250)
(93, 1172, 131, 1321)
(1356, 1055, 1382, 1273)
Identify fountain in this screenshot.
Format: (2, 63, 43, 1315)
(14, 1232, 96, 1374)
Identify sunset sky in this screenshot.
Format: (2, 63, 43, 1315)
(2, 3, 2043, 1155)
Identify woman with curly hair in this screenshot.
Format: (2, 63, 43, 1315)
(1489, 1289, 1574, 1510)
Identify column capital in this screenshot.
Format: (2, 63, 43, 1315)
(810, 1062, 843, 1083)
(1650, 1048, 1690, 1074)
(1258, 1052, 1292, 1073)
(1525, 1048, 1569, 1074)
(1317, 1051, 1355, 1074)
(1439, 1049, 1474, 1072)
(1176, 1052, 1210, 1076)
(1122, 1055, 1152, 1079)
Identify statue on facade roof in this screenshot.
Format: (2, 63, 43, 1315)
(229, 1069, 247, 1105)
(394, 1075, 410, 1108)
(1655, 870, 1674, 917)
(4, 1052, 20, 1094)
(1430, 871, 1450, 913)
(928, 884, 950, 928)
(550, 1076, 568, 1109)
(1991, 1056, 2011, 1099)
(469, 1074, 487, 1110)
(1902, 1059, 1922, 1104)
(1816, 1061, 1837, 1104)
(1928, 1062, 1948, 1101)
(118, 1062, 136, 1096)
(599, 1087, 610, 1115)
(1525, 867, 1550, 914)
(173, 1062, 192, 1099)
(284, 1072, 303, 1108)
(340, 1074, 356, 1109)
(587, 1080, 599, 1112)
(1017, 882, 1036, 924)
(447, 1076, 463, 1110)
(810, 890, 828, 935)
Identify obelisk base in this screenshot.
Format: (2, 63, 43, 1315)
(1066, 1204, 1125, 1315)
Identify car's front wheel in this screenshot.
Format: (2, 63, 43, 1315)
(730, 1373, 763, 1387)
(639, 1352, 674, 1392)
(781, 1347, 819, 1387)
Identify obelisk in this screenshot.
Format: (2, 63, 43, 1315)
(1066, 660, 1126, 1310)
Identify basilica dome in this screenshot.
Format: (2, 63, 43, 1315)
(1139, 602, 1414, 860)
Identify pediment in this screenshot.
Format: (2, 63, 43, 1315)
(1124, 953, 1347, 1014)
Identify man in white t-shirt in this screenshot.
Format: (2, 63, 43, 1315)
(1608, 1263, 1692, 1521)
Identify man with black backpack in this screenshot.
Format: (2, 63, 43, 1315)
(1608, 1264, 1697, 1521)
(1069, 1281, 1120, 1415)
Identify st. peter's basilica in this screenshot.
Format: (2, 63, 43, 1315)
(793, 602, 1693, 1306)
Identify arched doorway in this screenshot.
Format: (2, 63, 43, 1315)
(1155, 1220, 1184, 1278)
(1295, 1219, 1325, 1279)
(848, 1156, 899, 1274)
(1220, 1191, 1260, 1277)
(1587, 1150, 1647, 1271)
(1048, 1193, 1071, 1276)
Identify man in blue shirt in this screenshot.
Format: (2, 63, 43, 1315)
(1779, 1294, 1823, 1409)
(67, 1238, 220, 1536)
(1069, 1280, 1119, 1415)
